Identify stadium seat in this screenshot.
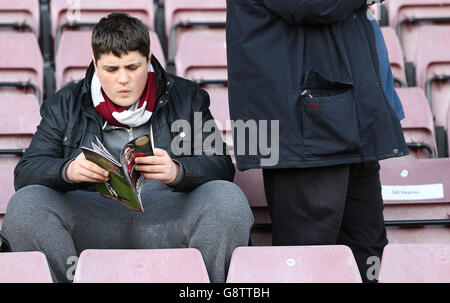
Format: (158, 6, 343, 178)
(0, 32, 43, 103)
(73, 248, 210, 283)
(175, 29, 226, 81)
(50, 0, 155, 51)
(447, 104, 450, 153)
(381, 27, 407, 87)
(164, 0, 226, 59)
(55, 30, 166, 90)
(226, 245, 362, 282)
(415, 26, 450, 130)
(0, 94, 41, 225)
(175, 29, 228, 144)
(0, 251, 53, 283)
(378, 244, 450, 282)
(202, 84, 229, 129)
(0, 0, 40, 36)
(386, 0, 450, 63)
(233, 167, 267, 208)
(233, 165, 271, 246)
(396, 87, 437, 158)
(379, 158, 450, 244)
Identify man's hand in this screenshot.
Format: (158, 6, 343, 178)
(134, 148, 180, 184)
(66, 153, 110, 183)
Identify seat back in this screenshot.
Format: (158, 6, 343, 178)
(164, 0, 226, 58)
(226, 245, 362, 283)
(381, 27, 407, 87)
(0, 252, 53, 283)
(73, 248, 210, 282)
(233, 166, 267, 208)
(175, 29, 227, 80)
(0, 0, 40, 36)
(0, 32, 43, 103)
(380, 158, 450, 243)
(386, 0, 450, 62)
(379, 244, 450, 282)
(0, 94, 40, 218)
(50, 0, 155, 52)
(396, 87, 437, 158)
(415, 26, 450, 129)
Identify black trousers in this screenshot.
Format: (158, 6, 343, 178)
(263, 161, 388, 283)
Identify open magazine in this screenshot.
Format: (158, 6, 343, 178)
(81, 135, 154, 212)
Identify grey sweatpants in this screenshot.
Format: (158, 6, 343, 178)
(1, 180, 254, 283)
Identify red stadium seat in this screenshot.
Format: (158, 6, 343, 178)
(175, 29, 226, 81)
(0, 165, 15, 227)
(0, 94, 40, 224)
(380, 158, 450, 244)
(381, 27, 407, 87)
(379, 244, 450, 282)
(447, 104, 450, 153)
(175, 29, 228, 144)
(55, 30, 166, 90)
(415, 26, 450, 130)
(396, 87, 437, 158)
(232, 163, 271, 246)
(164, 0, 226, 59)
(233, 167, 267, 208)
(202, 85, 229, 130)
(0, 0, 40, 36)
(0, 252, 53, 282)
(386, 0, 450, 63)
(50, 0, 155, 51)
(73, 248, 210, 282)
(0, 32, 43, 103)
(226, 245, 362, 282)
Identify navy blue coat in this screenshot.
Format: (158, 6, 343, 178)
(226, 0, 409, 170)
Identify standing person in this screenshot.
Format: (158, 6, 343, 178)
(1, 13, 253, 283)
(226, 0, 408, 282)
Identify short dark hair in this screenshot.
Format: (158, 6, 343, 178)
(91, 13, 150, 62)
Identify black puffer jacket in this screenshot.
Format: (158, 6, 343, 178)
(14, 56, 234, 192)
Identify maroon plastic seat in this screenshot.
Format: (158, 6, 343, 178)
(226, 245, 362, 283)
(381, 27, 407, 87)
(380, 158, 450, 244)
(175, 29, 226, 81)
(447, 103, 450, 152)
(396, 87, 437, 158)
(233, 165, 267, 208)
(0, 94, 40, 222)
(379, 244, 450, 282)
(73, 248, 210, 283)
(50, 0, 155, 52)
(415, 25, 450, 129)
(55, 30, 166, 90)
(0, 32, 43, 103)
(386, 0, 450, 62)
(0, 252, 53, 283)
(0, 0, 40, 36)
(174, 29, 228, 145)
(164, 0, 226, 59)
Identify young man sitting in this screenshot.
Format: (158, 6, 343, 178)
(1, 13, 253, 283)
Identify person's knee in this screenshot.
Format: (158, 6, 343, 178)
(2, 185, 52, 239)
(199, 180, 254, 228)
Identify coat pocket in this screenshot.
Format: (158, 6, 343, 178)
(301, 88, 361, 157)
